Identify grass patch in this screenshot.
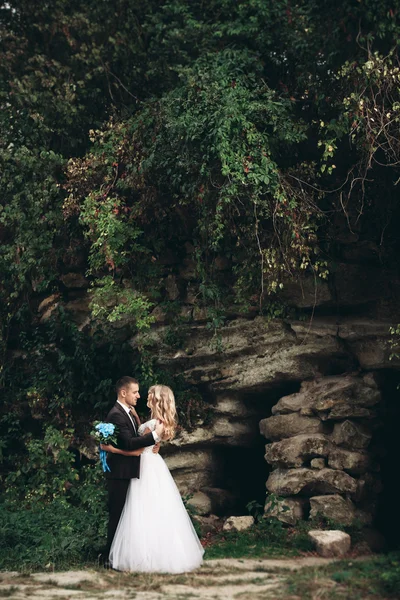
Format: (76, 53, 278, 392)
(204, 517, 314, 559)
(205, 538, 299, 559)
(0, 588, 19, 598)
(283, 552, 400, 599)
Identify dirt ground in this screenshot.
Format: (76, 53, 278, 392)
(0, 556, 367, 600)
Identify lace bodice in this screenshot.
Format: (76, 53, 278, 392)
(138, 418, 157, 436)
(137, 419, 157, 453)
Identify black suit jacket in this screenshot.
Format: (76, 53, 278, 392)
(104, 402, 155, 480)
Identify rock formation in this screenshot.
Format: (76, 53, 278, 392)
(260, 373, 383, 525)
(36, 264, 400, 534)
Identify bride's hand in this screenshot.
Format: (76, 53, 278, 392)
(100, 444, 144, 457)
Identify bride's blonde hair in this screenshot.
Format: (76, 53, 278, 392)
(147, 385, 177, 441)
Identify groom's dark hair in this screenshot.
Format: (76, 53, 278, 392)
(116, 376, 139, 394)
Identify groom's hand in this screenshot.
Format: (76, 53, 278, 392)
(100, 443, 114, 452)
(152, 443, 160, 454)
(100, 443, 144, 456)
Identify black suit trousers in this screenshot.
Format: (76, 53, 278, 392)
(106, 479, 130, 555)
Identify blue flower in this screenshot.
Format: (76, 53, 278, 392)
(95, 422, 115, 438)
(91, 421, 118, 472)
(91, 421, 117, 445)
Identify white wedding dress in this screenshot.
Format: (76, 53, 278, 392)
(109, 419, 204, 573)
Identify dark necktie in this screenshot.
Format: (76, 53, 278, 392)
(128, 410, 137, 433)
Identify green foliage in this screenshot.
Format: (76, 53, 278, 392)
(163, 325, 187, 350)
(0, 498, 106, 571)
(5, 426, 78, 505)
(89, 277, 154, 329)
(0, 308, 136, 510)
(0, 144, 65, 374)
(380, 555, 400, 596)
(2, 0, 400, 335)
(246, 499, 264, 523)
(69, 464, 108, 520)
(2, 307, 129, 415)
(65, 48, 321, 306)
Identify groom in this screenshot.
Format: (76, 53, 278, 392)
(103, 376, 164, 565)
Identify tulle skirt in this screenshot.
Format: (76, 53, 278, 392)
(109, 451, 204, 573)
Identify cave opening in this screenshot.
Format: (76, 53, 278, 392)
(219, 443, 270, 516)
(213, 381, 301, 516)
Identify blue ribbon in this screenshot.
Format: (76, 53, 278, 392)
(99, 447, 111, 472)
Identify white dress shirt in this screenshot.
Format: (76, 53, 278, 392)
(117, 401, 160, 442)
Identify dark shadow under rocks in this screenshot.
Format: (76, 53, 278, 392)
(208, 382, 303, 515)
(374, 369, 400, 550)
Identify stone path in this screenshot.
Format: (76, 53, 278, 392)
(0, 556, 364, 600)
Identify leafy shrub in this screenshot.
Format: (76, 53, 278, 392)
(0, 498, 107, 571)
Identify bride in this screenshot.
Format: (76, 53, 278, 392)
(102, 384, 204, 573)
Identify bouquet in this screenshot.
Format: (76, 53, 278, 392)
(91, 421, 118, 472)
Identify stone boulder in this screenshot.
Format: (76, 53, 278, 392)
(199, 487, 236, 515)
(277, 276, 332, 308)
(214, 395, 261, 418)
(260, 414, 325, 441)
(187, 488, 239, 518)
(38, 293, 60, 322)
(264, 497, 307, 525)
(323, 404, 377, 420)
(165, 450, 220, 493)
(290, 318, 340, 339)
(290, 318, 399, 371)
(308, 530, 351, 557)
(309, 495, 356, 526)
(264, 434, 331, 468)
(328, 448, 378, 475)
(223, 516, 254, 532)
(272, 373, 381, 421)
(169, 415, 257, 448)
(337, 320, 397, 370)
(186, 491, 212, 516)
(63, 297, 92, 327)
(332, 420, 372, 449)
(60, 273, 88, 289)
(164, 274, 181, 301)
(193, 515, 222, 535)
(272, 375, 359, 414)
(266, 468, 357, 497)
